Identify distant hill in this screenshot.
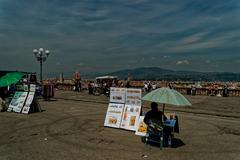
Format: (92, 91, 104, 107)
(109, 67, 240, 82)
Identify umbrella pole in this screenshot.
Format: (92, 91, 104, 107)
(162, 104, 165, 117)
(160, 103, 165, 150)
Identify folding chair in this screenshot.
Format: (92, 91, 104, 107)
(145, 120, 165, 150)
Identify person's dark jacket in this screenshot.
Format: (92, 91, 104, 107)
(144, 110, 166, 126)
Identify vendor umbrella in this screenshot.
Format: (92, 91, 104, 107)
(0, 72, 24, 87)
(142, 87, 191, 113)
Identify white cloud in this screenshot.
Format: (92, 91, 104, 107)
(179, 32, 209, 45)
(163, 55, 170, 58)
(176, 60, 190, 65)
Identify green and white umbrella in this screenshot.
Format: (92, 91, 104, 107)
(142, 87, 191, 113)
(0, 72, 24, 87)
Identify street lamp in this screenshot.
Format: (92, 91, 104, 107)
(33, 48, 50, 84)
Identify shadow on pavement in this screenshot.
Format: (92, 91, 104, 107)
(141, 137, 185, 149)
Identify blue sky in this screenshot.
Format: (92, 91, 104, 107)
(0, 0, 240, 75)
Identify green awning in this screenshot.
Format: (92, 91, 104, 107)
(0, 72, 24, 87)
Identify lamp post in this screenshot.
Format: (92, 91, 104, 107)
(33, 48, 50, 85)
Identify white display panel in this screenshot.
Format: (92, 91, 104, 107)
(22, 91, 35, 114)
(8, 92, 28, 113)
(109, 87, 126, 104)
(104, 103, 125, 128)
(120, 105, 141, 131)
(125, 88, 142, 106)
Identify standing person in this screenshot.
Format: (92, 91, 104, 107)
(168, 83, 172, 89)
(88, 82, 93, 95)
(223, 85, 228, 97)
(191, 85, 196, 96)
(77, 80, 82, 92)
(152, 83, 157, 90)
(111, 80, 117, 87)
(120, 82, 124, 88)
(147, 82, 152, 92)
(126, 81, 131, 88)
(144, 82, 148, 92)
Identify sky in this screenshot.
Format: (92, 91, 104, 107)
(0, 0, 240, 75)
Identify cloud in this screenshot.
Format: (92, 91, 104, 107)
(0, 0, 239, 73)
(179, 32, 209, 45)
(176, 60, 190, 65)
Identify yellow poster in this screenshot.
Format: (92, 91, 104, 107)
(135, 116, 147, 136)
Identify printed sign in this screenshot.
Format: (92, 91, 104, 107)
(22, 92, 35, 114)
(23, 85, 29, 91)
(30, 84, 36, 92)
(16, 85, 24, 91)
(120, 105, 141, 131)
(104, 103, 125, 128)
(125, 88, 142, 106)
(135, 116, 147, 136)
(110, 87, 126, 104)
(8, 91, 28, 113)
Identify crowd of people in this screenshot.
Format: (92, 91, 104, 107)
(73, 79, 165, 96)
(87, 80, 127, 96)
(86, 80, 160, 96)
(143, 81, 157, 92)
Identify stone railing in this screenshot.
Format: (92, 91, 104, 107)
(174, 87, 240, 97)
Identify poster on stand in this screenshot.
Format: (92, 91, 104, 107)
(16, 84, 24, 91)
(104, 103, 125, 128)
(125, 88, 142, 106)
(8, 92, 28, 113)
(22, 91, 35, 114)
(23, 85, 29, 91)
(30, 84, 36, 92)
(135, 116, 147, 136)
(120, 105, 141, 131)
(110, 87, 126, 104)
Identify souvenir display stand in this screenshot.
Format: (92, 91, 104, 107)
(104, 87, 142, 131)
(7, 84, 41, 114)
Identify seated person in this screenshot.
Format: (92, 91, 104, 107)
(144, 102, 171, 146)
(144, 102, 166, 126)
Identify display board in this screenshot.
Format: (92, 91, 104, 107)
(109, 87, 126, 104)
(125, 88, 142, 106)
(105, 87, 143, 131)
(104, 103, 125, 128)
(135, 116, 147, 136)
(30, 84, 36, 92)
(16, 84, 24, 91)
(8, 91, 28, 113)
(23, 85, 29, 91)
(120, 105, 141, 131)
(22, 91, 35, 114)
